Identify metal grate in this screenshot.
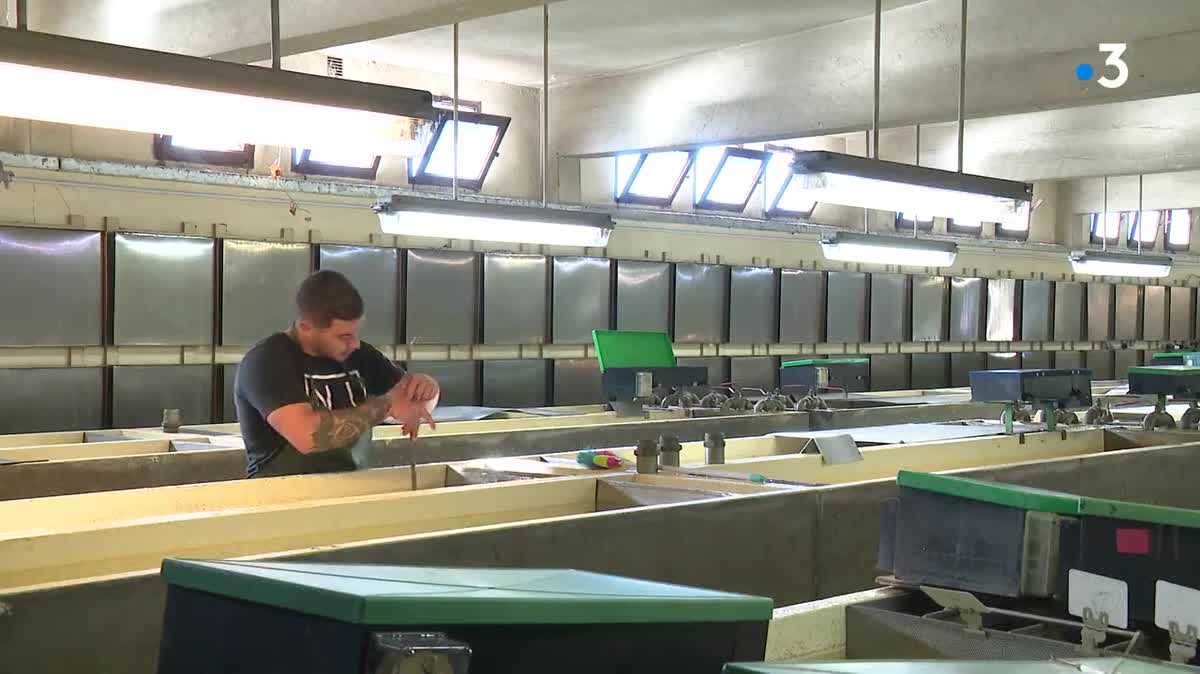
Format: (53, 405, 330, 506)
(325, 55, 344, 77)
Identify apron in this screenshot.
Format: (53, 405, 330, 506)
(252, 426, 374, 478)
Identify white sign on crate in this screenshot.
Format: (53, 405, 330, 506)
(1069, 569, 1129, 629)
(1156, 581, 1200, 633)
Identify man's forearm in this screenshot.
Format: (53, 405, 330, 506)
(310, 396, 391, 453)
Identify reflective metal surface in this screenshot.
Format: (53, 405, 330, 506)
(318, 245, 399, 346)
(111, 365, 214, 427)
(986, 352, 1021, 371)
(677, 357, 730, 386)
(674, 263, 729, 343)
(1085, 350, 1115, 379)
(827, 271, 869, 342)
(730, 356, 779, 390)
(1115, 284, 1142, 340)
(113, 233, 214, 346)
(1054, 351, 1084, 369)
(406, 250, 479, 344)
(221, 239, 311, 346)
(553, 358, 604, 405)
(870, 354, 910, 391)
(1053, 282, 1084, 341)
(1171, 286, 1195, 341)
(222, 363, 238, 422)
(1021, 352, 1052, 370)
(911, 276, 948, 342)
(0, 367, 103, 433)
(482, 359, 550, 407)
(985, 279, 1019, 342)
(870, 274, 910, 343)
(910, 354, 949, 389)
(404, 360, 480, 406)
(780, 269, 826, 343)
(483, 253, 548, 345)
(1087, 284, 1114, 340)
(552, 257, 612, 344)
(729, 266, 779, 343)
(1114, 349, 1142, 378)
(1020, 280, 1053, 341)
(950, 352, 987, 386)
(0, 226, 101, 346)
(615, 260, 671, 333)
(949, 277, 985, 341)
(1142, 285, 1168, 341)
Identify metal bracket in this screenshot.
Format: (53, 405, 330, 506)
(1168, 621, 1199, 663)
(1081, 608, 1109, 654)
(0, 161, 14, 189)
(920, 586, 986, 634)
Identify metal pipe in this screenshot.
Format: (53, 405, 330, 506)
(872, 0, 881, 160)
(1102, 176, 1109, 252)
(915, 124, 921, 166)
(957, 0, 967, 172)
(1138, 174, 1144, 254)
(542, 4, 550, 207)
(452, 22, 460, 201)
(269, 0, 281, 70)
(16, 0, 27, 29)
(704, 432, 726, 465)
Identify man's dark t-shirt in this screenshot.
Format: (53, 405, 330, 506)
(234, 332, 403, 477)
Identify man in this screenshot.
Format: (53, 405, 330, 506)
(234, 269, 439, 477)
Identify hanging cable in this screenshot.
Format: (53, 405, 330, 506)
(452, 23, 460, 201)
(541, 4, 550, 207)
(956, 0, 967, 172)
(871, 0, 881, 160)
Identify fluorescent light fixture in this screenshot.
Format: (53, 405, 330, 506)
(820, 231, 958, 268)
(791, 151, 1032, 223)
(696, 148, 768, 212)
(1069, 249, 1172, 278)
(0, 27, 438, 156)
(618, 150, 694, 207)
(409, 111, 510, 190)
(374, 196, 613, 248)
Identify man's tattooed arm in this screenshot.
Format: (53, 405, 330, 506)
(310, 395, 391, 452)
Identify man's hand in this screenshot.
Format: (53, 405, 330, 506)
(391, 398, 437, 440)
(393, 373, 440, 403)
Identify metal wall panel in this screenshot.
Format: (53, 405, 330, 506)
(779, 270, 826, 343)
(826, 272, 869, 343)
(615, 260, 671, 334)
(1115, 284, 1142, 340)
(0, 226, 101, 346)
(111, 365, 213, 428)
(406, 250, 479, 344)
(987, 352, 1022, 371)
(553, 359, 603, 405)
(404, 361, 480, 406)
(730, 356, 779, 391)
(1055, 352, 1085, 370)
(910, 354, 949, 389)
(870, 274, 910, 343)
(870, 354, 910, 391)
(1114, 350, 1142, 378)
(318, 245, 399, 346)
(1021, 280, 1053, 341)
(1021, 352, 1052, 370)
(552, 257, 612, 344)
(729, 267, 779, 344)
(1054, 282, 1085, 341)
(1143, 286, 1168, 342)
(950, 353, 987, 387)
(222, 363, 238, 423)
(1171, 286, 1195, 341)
(484, 254, 548, 345)
(482, 360, 550, 407)
(911, 276, 948, 342)
(1087, 284, 1115, 340)
(949, 278, 986, 342)
(986, 279, 1019, 342)
(221, 239, 311, 346)
(113, 233, 214, 345)
(0, 367, 103, 433)
(674, 263, 729, 343)
(1085, 350, 1115, 380)
(677, 357, 730, 387)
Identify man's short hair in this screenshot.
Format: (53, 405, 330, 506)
(296, 270, 364, 327)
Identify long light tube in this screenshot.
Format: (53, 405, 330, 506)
(792, 151, 1032, 224)
(0, 27, 438, 156)
(820, 231, 958, 268)
(1069, 250, 1172, 278)
(374, 196, 613, 248)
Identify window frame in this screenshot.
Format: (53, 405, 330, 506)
(154, 135, 254, 168)
(764, 171, 818, 219)
(616, 150, 696, 208)
(1166, 208, 1193, 252)
(407, 110, 511, 192)
(1126, 210, 1161, 250)
(292, 149, 381, 181)
(695, 147, 769, 213)
(1089, 211, 1124, 245)
(894, 212, 934, 233)
(432, 96, 483, 113)
(946, 218, 984, 236)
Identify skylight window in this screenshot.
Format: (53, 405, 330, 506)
(1089, 212, 1123, 244)
(695, 148, 767, 212)
(154, 134, 254, 167)
(763, 149, 815, 218)
(293, 148, 381, 180)
(616, 150, 693, 207)
(895, 211, 934, 232)
(1168, 209, 1192, 251)
(1127, 210, 1160, 249)
(408, 111, 510, 191)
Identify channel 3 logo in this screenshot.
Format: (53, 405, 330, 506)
(1075, 43, 1128, 89)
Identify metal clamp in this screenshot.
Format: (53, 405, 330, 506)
(0, 161, 13, 189)
(1081, 607, 1109, 654)
(1168, 621, 1199, 663)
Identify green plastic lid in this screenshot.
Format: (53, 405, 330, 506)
(1152, 352, 1200, 359)
(723, 659, 1188, 674)
(161, 559, 773, 626)
(781, 358, 870, 368)
(591, 330, 677, 373)
(1128, 365, 1200, 375)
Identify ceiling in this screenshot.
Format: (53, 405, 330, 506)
(327, 0, 924, 87)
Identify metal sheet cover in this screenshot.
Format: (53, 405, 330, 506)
(0, 226, 102, 346)
(911, 276, 948, 342)
(615, 260, 671, 334)
(950, 277, 985, 342)
(111, 365, 214, 428)
(483, 359, 550, 408)
(221, 239, 311, 346)
(553, 358, 604, 405)
(870, 274, 910, 343)
(319, 245, 399, 347)
(730, 356, 779, 391)
(1054, 282, 1085, 341)
(826, 271, 868, 343)
(113, 233, 214, 346)
(986, 278, 1019, 342)
(1021, 280, 1053, 341)
(552, 257, 612, 345)
(674, 263, 729, 343)
(406, 249, 479, 345)
(403, 361, 481, 406)
(0, 367, 103, 433)
(1170, 286, 1194, 341)
(910, 354, 949, 389)
(1087, 284, 1114, 340)
(1115, 284, 1142, 340)
(780, 269, 826, 343)
(484, 254, 548, 345)
(729, 266, 779, 344)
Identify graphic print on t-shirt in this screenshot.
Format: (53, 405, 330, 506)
(303, 370, 369, 411)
